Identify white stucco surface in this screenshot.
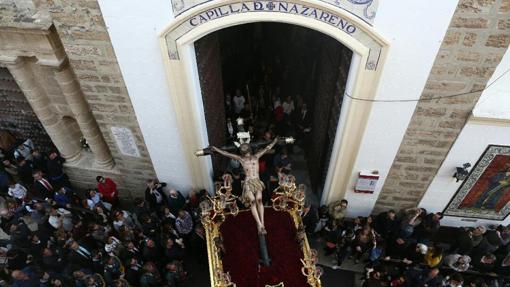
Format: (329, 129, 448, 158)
(97, 0, 194, 191)
(344, 1, 459, 216)
(420, 122, 510, 227)
(473, 48, 510, 120)
(98, 0, 458, 205)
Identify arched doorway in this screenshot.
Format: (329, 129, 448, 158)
(159, 0, 388, 205)
(194, 22, 353, 199)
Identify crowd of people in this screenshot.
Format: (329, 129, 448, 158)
(2, 80, 510, 287)
(0, 138, 208, 287)
(0, 74, 310, 287)
(301, 199, 510, 287)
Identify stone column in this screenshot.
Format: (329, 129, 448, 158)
(373, 0, 510, 212)
(6, 58, 82, 163)
(53, 59, 114, 169)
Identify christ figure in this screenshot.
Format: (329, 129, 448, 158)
(211, 137, 279, 234)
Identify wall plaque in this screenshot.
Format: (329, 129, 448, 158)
(111, 126, 141, 157)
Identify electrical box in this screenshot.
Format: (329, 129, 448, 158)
(354, 170, 379, 194)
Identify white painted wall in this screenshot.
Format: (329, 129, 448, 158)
(97, 0, 194, 191)
(97, 0, 458, 203)
(344, 1, 459, 216)
(419, 122, 510, 227)
(473, 48, 510, 120)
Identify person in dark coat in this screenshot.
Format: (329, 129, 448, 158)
(471, 252, 497, 273)
(30, 149, 47, 174)
(46, 151, 70, 188)
(144, 179, 167, 212)
(142, 238, 163, 266)
(293, 103, 312, 143)
(449, 227, 476, 255)
(41, 248, 60, 273)
(477, 227, 504, 254)
(190, 225, 207, 265)
(405, 268, 443, 287)
(133, 198, 152, 221)
(66, 241, 93, 271)
(32, 170, 54, 200)
(374, 210, 398, 238)
(403, 243, 428, 266)
(120, 241, 142, 263)
(0, 170, 9, 194)
(11, 266, 39, 287)
(414, 212, 443, 243)
(10, 221, 31, 250)
(387, 233, 411, 259)
(124, 258, 142, 284)
(301, 204, 318, 234)
(167, 189, 186, 216)
(163, 238, 184, 262)
(16, 157, 33, 187)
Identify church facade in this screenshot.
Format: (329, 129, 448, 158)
(1, 0, 509, 227)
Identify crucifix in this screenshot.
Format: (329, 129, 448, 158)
(195, 118, 293, 266)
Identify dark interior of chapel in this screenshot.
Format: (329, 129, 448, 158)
(194, 22, 353, 196)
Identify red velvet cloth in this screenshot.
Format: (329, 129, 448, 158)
(219, 208, 308, 287)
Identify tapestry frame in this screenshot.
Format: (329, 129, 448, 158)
(444, 145, 510, 221)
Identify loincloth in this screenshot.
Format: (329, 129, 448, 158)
(242, 178, 265, 206)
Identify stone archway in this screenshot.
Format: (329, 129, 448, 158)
(159, 0, 389, 205)
(0, 25, 114, 169)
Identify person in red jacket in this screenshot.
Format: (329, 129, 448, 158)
(96, 176, 118, 206)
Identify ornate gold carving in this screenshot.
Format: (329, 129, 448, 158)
(200, 175, 239, 227)
(214, 270, 236, 287)
(204, 178, 321, 287)
(202, 176, 239, 287)
(300, 249, 323, 286)
(271, 177, 306, 213)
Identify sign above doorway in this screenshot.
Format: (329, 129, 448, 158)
(171, 0, 379, 25)
(164, 0, 383, 71)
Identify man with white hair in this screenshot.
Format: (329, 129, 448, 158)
(445, 254, 471, 272)
(13, 139, 34, 162)
(471, 225, 487, 247)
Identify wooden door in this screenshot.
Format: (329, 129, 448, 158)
(195, 33, 227, 177)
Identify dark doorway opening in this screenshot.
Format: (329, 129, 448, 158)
(0, 67, 55, 153)
(195, 22, 352, 197)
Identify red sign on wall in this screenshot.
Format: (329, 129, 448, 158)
(354, 170, 379, 193)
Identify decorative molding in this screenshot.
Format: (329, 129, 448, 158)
(469, 115, 510, 127)
(171, 0, 379, 25)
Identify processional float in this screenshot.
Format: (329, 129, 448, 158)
(195, 118, 322, 287)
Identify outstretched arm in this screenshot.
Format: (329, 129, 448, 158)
(211, 146, 242, 161)
(255, 137, 279, 158)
